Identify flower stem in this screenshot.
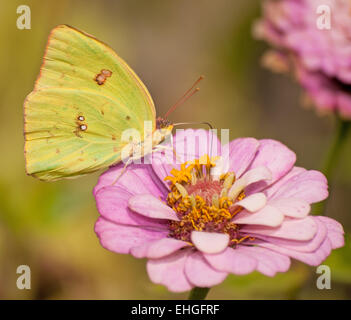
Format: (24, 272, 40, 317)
(314, 116, 351, 215)
(188, 287, 210, 300)
(322, 117, 351, 178)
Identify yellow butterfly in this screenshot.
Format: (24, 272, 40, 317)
(24, 25, 188, 181)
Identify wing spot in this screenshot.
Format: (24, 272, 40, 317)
(126, 115, 131, 121)
(113, 147, 118, 152)
(112, 135, 116, 140)
(94, 69, 112, 85)
(78, 115, 85, 121)
(80, 124, 87, 131)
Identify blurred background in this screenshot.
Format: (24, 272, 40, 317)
(0, 0, 350, 299)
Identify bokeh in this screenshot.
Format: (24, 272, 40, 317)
(0, 0, 350, 299)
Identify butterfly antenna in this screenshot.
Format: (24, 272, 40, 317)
(164, 76, 204, 119)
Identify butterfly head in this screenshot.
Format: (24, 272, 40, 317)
(156, 117, 172, 129)
(152, 117, 173, 147)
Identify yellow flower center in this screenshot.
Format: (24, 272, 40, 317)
(164, 155, 254, 246)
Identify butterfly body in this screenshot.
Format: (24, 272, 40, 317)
(24, 25, 171, 181)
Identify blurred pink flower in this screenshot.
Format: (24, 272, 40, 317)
(254, 0, 351, 119)
(94, 129, 344, 292)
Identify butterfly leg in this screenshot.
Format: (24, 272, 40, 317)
(110, 156, 137, 186)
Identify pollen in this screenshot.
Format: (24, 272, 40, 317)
(165, 155, 254, 247)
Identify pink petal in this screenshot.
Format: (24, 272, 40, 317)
(150, 153, 178, 191)
(265, 166, 305, 198)
(204, 247, 257, 275)
(226, 138, 260, 177)
(131, 238, 189, 259)
(234, 205, 284, 227)
(235, 193, 267, 212)
(317, 216, 344, 234)
(93, 162, 166, 198)
(95, 217, 167, 254)
(191, 231, 229, 254)
(128, 194, 179, 221)
(251, 217, 328, 253)
(324, 229, 345, 250)
(247, 139, 296, 188)
(147, 249, 193, 292)
(259, 238, 332, 266)
(317, 216, 345, 249)
(269, 170, 328, 204)
(95, 186, 167, 228)
(241, 216, 318, 241)
(185, 252, 228, 287)
(228, 166, 272, 199)
(174, 128, 222, 160)
(238, 166, 273, 186)
(241, 246, 291, 277)
(151, 129, 222, 187)
(269, 198, 310, 218)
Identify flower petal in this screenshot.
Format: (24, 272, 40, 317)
(251, 217, 328, 253)
(131, 238, 189, 259)
(241, 246, 291, 277)
(241, 216, 318, 241)
(128, 194, 179, 221)
(185, 252, 228, 287)
(317, 216, 345, 249)
(269, 169, 328, 204)
(235, 192, 267, 212)
(204, 247, 257, 275)
(228, 166, 272, 200)
(95, 186, 167, 228)
(226, 138, 260, 177)
(94, 162, 166, 198)
(317, 216, 344, 234)
(259, 238, 333, 266)
(94, 217, 167, 254)
(245, 139, 296, 193)
(269, 198, 310, 218)
(191, 231, 229, 254)
(234, 205, 284, 227)
(147, 249, 193, 292)
(265, 166, 305, 198)
(151, 129, 222, 187)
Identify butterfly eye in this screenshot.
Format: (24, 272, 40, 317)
(80, 124, 87, 131)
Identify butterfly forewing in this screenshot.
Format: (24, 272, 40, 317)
(24, 25, 156, 181)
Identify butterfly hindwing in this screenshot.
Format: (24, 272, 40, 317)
(24, 25, 156, 181)
(25, 87, 135, 180)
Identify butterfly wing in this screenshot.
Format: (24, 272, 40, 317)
(24, 25, 156, 181)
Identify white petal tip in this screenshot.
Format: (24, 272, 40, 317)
(191, 231, 229, 254)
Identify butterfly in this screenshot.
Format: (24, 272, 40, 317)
(24, 25, 180, 181)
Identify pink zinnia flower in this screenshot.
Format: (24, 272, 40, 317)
(94, 129, 344, 292)
(254, 0, 351, 119)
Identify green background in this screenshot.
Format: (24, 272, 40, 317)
(0, 0, 350, 299)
